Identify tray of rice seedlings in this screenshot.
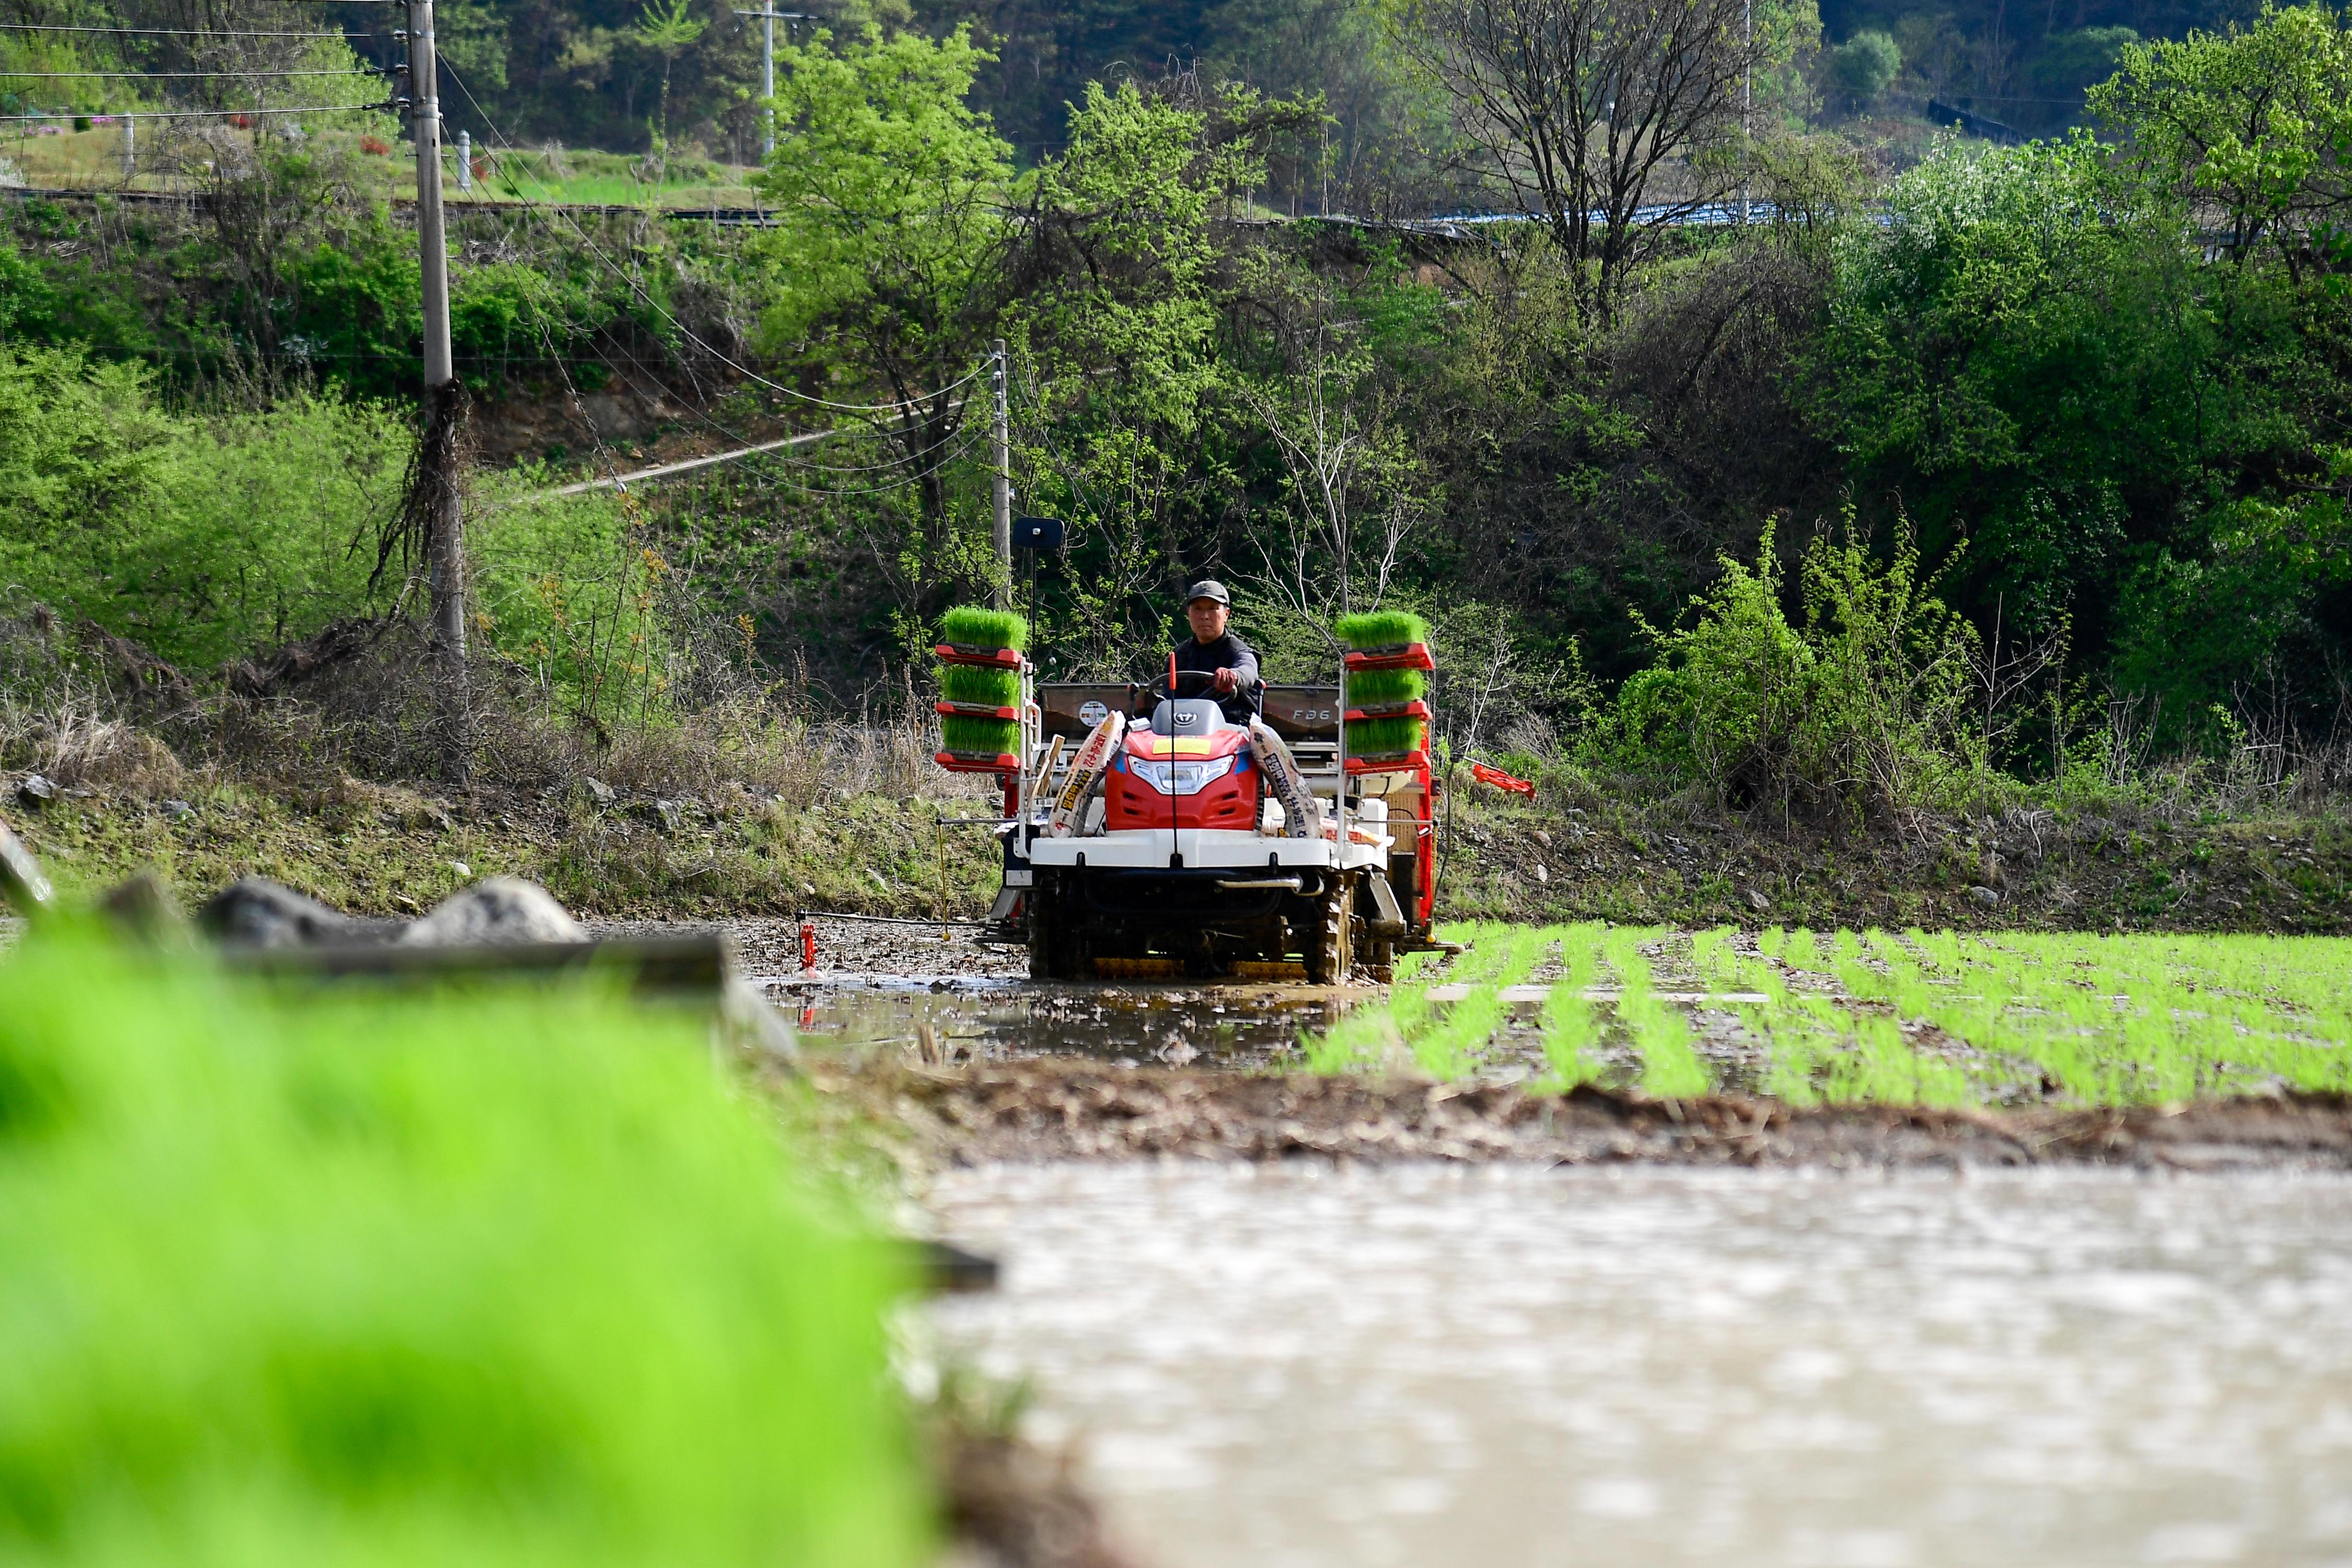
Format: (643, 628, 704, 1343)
(1334, 608, 1435, 667)
(933, 604, 1029, 666)
(934, 606, 1029, 771)
(1335, 609, 1431, 762)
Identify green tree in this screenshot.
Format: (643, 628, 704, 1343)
(631, 0, 709, 167)
(2088, 4, 2352, 272)
(1008, 78, 1329, 666)
(1810, 137, 2238, 636)
(1829, 29, 1901, 107)
(750, 24, 1017, 575)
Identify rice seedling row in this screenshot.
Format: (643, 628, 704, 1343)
(1308, 925, 2352, 1108)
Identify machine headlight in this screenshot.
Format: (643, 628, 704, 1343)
(1128, 756, 1236, 796)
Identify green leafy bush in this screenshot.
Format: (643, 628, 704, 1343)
(0, 346, 406, 667)
(1609, 522, 1982, 815)
(1829, 29, 1901, 102)
(0, 934, 930, 1565)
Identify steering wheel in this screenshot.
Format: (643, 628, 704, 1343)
(1151, 668, 1220, 703)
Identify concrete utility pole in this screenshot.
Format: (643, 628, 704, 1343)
(1738, 0, 1752, 226)
(456, 127, 470, 191)
(120, 113, 133, 184)
(991, 339, 1012, 608)
(407, 0, 470, 774)
(733, 8, 807, 159)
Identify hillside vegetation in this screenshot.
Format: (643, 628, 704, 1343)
(3, 0, 2350, 920)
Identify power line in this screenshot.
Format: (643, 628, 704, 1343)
(0, 101, 386, 121)
(0, 23, 359, 36)
(0, 68, 375, 78)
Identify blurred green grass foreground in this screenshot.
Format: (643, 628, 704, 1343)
(0, 935, 930, 1566)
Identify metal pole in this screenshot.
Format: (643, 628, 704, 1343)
(408, 0, 469, 774)
(456, 127, 470, 192)
(991, 339, 1012, 608)
(1738, 0, 1752, 226)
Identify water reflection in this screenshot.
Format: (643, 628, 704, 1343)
(927, 1164, 2352, 1568)
(769, 974, 1356, 1067)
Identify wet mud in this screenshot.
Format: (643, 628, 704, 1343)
(831, 1057, 2352, 1173)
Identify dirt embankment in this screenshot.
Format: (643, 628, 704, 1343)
(1442, 792, 2352, 935)
(838, 1057, 2352, 1173)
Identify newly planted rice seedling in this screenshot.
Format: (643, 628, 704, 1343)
(1412, 924, 1546, 1078)
(1309, 922, 2352, 1108)
(1605, 926, 1710, 1098)
(1536, 922, 1611, 1089)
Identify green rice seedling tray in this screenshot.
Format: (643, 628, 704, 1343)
(939, 662, 1022, 707)
(934, 642, 1024, 668)
(1343, 643, 1435, 672)
(1345, 751, 1431, 773)
(940, 605, 1029, 650)
(935, 749, 1023, 773)
(1335, 609, 1430, 648)
(940, 711, 1020, 752)
(1345, 666, 1426, 706)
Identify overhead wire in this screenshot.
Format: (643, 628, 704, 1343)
(1, 101, 386, 120)
(434, 56, 992, 492)
(0, 67, 376, 78)
(0, 23, 360, 37)
(437, 54, 988, 418)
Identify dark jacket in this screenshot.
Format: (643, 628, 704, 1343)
(1173, 632, 1262, 723)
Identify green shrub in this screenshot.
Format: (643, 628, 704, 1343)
(0, 934, 931, 1566)
(0, 346, 407, 668)
(1335, 609, 1428, 648)
(938, 606, 1027, 650)
(1608, 521, 1982, 815)
(1829, 29, 1901, 102)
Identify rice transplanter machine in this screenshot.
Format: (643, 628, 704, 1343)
(933, 612, 1444, 983)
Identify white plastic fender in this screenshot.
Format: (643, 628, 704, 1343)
(1248, 716, 1321, 840)
(1048, 710, 1126, 837)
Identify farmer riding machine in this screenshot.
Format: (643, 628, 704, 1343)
(933, 608, 1442, 983)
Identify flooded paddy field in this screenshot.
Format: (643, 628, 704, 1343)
(923, 1162, 2352, 1568)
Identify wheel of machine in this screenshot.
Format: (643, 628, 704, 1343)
(1028, 870, 1091, 981)
(1027, 871, 1056, 980)
(1306, 870, 1356, 986)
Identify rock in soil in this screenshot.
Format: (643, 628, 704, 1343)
(199, 876, 383, 948)
(402, 876, 587, 946)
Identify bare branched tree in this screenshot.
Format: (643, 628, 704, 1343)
(1398, 0, 1776, 325)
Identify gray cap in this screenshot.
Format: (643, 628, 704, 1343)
(1184, 579, 1231, 606)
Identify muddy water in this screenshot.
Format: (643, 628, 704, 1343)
(925, 1164, 2352, 1567)
(771, 974, 1355, 1067)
